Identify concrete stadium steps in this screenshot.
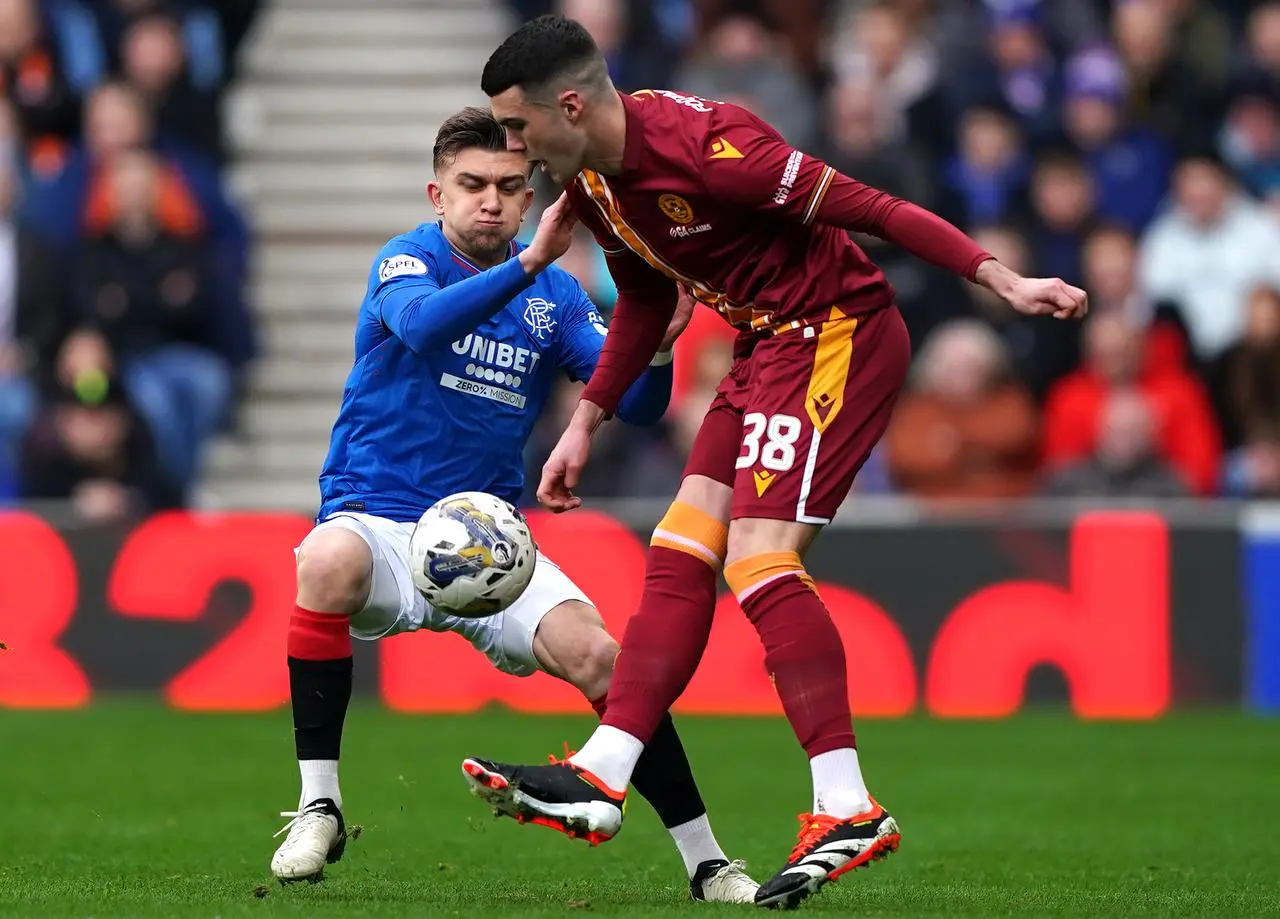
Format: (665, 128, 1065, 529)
(200, 0, 512, 511)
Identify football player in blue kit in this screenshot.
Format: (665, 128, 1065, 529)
(269, 107, 758, 903)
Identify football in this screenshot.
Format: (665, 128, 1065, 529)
(408, 491, 536, 617)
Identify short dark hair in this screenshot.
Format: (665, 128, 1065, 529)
(433, 106, 508, 172)
(481, 15, 605, 98)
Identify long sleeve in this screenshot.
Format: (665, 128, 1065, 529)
(700, 123, 992, 281)
(557, 282, 673, 425)
(578, 248, 679, 416)
(374, 248, 535, 353)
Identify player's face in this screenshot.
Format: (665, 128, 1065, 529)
(429, 148, 533, 261)
(490, 87, 587, 184)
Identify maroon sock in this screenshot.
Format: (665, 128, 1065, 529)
(739, 575, 857, 756)
(600, 545, 718, 744)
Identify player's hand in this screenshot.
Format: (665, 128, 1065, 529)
(976, 259, 1088, 321)
(1004, 276, 1089, 321)
(658, 284, 697, 352)
(520, 192, 578, 275)
(537, 426, 592, 513)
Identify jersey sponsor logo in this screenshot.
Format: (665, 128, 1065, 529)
(522, 297, 557, 340)
(669, 223, 712, 238)
(773, 150, 804, 205)
(378, 255, 428, 282)
(708, 136, 744, 159)
(651, 89, 718, 113)
(451, 333, 543, 375)
(586, 309, 608, 336)
(439, 372, 528, 409)
(658, 193, 695, 224)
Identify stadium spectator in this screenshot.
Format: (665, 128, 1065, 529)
(557, 0, 676, 92)
(1138, 153, 1280, 361)
(0, 150, 71, 499)
(1061, 45, 1173, 233)
(828, 1, 947, 154)
(19, 373, 177, 520)
(1238, 1, 1280, 89)
(0, 0, 104, 163)
(886, 318, 1039, 501)
(1222, 422, 1280, 498)
(965, 225, 1080, 399)
(673, 13, 818, 149)
(937, 102, 1029, 228)
(1042, 311, 1220, 495)
(61, 148, 232, 497)
(1111, 0, 1217, 152)
(22, 80, 255, 369)
(1041, 387, 1189, 497)
(1157, 0, 1234, 97)
(118, 7, 222, 163)
(949, 0, 1064, 146)
(1218, 76, 1280, 210)
(1209, 284, 1280, 450)
(1022, 148, 1096, 286)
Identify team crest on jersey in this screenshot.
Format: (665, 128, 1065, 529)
(658, 194, 694, 225)
(523, 297, 557, 340)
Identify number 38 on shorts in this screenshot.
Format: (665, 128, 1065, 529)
(683, 306, 913, 526)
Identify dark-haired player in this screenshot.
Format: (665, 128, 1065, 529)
(459, 15, 1088, 910)
(269, 107, 758, 903)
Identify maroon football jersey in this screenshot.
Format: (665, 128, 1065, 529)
(569, 89, 990, 414)
(566, 89, 896, 334)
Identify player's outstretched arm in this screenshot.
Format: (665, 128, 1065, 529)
(376, 195, 579, 352)
(700, 127, 1088, 322)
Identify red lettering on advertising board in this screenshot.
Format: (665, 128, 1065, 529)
(108, 512, 312, 710)
(925, 512, 1170, 718)
(0, 513, 89, 708)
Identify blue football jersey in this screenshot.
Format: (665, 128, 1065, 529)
(317, 222, 671, 523)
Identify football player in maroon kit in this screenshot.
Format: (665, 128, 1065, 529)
(460, 15, 1088, 909)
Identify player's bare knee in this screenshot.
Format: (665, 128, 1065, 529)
(675, 475, 733, 523)
(725, 517, 820, 567)
(296, 529, 373, 614)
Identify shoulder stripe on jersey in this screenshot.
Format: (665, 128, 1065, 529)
(802, 165, 836, 226)
(576, 170, 714, 298)
(575, 170, 776, 330)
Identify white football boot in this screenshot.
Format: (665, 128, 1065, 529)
(270, 798, 347, 883)
(690, 858, 761, 904)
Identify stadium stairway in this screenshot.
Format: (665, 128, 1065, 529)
(201, 0, 512, 511)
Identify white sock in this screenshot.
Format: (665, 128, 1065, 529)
(669, 814, 728, 878)
(568, 725, 644, 792)
(299, 759, 342, 810)
(810, 748, 871, 818)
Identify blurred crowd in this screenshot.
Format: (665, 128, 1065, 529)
(515, 0, 1280, 504)
(0, 0, 259, 519)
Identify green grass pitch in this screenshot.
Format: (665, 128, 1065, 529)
(2, 703, 1278, 918)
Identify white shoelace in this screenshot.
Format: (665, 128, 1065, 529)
(273, 804, 331, 839)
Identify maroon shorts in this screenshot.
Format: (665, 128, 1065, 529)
(683, 305, 910, 523)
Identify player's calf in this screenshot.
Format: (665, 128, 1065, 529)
(529, 599, 617, 701)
